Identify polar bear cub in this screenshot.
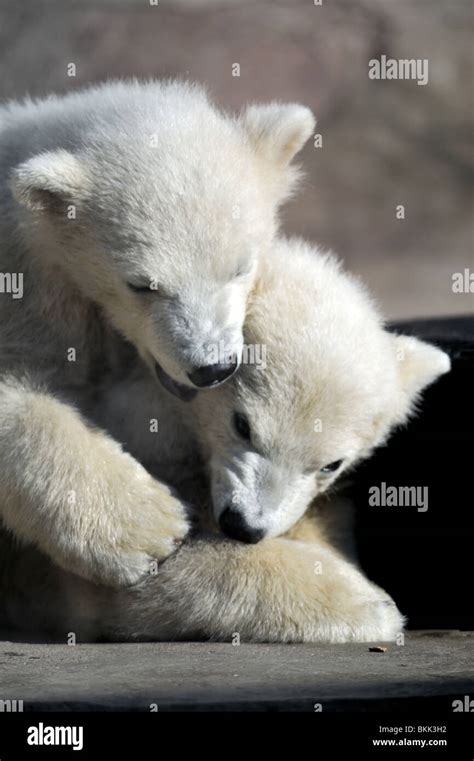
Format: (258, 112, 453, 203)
(3, 80, 314, 393)
(189, 237, 451, 541)
(1, 237, 450, 642)
(0, 81, 314, 587)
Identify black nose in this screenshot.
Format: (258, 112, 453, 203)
(187, 359, 238, 388)
(218, 507, 264, 544)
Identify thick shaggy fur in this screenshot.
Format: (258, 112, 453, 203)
(0, 80, 314, 587)
(0, 236, 449, 643)
(1, 80, 314, 389)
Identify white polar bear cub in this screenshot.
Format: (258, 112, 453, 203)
(4, 80, 314, 392)
(0, 81, 314, 587)
(0, 237, 450, 643)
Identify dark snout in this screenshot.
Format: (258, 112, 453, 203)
(187, 357, 238, 388)
(218, 507, 264, 544)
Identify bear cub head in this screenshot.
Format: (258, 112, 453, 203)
(10, 81, 314, 397)
(191, 237, 450, 542)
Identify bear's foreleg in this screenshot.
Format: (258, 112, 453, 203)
(108, 535, 405, 643)
(0, 376, 190, 587)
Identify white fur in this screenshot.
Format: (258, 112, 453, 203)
(190, 238, 451, 536)
(3, 79, 315, 386)
(50, 237, 448, 644)
(0, 81, 313, 587)
(2, 230, 450, 639)
(0, 82, 449, 641)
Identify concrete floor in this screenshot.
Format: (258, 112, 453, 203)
(0, 631, 472, 711)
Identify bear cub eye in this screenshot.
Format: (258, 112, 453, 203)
(233, 412, 251, 442)
(320, 459, 344, 474)
(127, 281, 156, 294)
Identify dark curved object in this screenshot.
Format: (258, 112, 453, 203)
(346, 315, 474, 630)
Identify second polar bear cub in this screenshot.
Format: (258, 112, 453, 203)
(192, 238, 451, 541)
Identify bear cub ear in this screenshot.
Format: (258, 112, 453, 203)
(393, 334, 451, 399)
(242, 102, 315, 166)
(10, 150, 89, 212)
(373, 334, 450, 439)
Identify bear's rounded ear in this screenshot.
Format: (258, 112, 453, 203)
(241, 103, 315, 166)
(9, 150, 88, 212)
(393, 334, 450, 400)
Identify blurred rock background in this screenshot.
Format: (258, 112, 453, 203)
(0, 0, 472, 318)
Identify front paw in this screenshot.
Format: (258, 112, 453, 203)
(84, 549, 156, 588)
(120, 483, 192, 572)
(69, 486, 191, 588)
